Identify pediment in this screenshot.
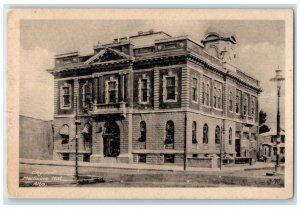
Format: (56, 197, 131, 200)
(84, 48, 133, 65)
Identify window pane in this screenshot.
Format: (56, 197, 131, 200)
(192, 88, 197, 101)
(108, 81, 116, 90)
(166, 121, 174, 144)
(63, 95, 70, 106)
(141, 79, 147, 89)
(215, 126, 220, 144)
(142, 89, 147, 102)
(166, 77, 175, 86)
(193, 78, 197, 86)
(109, 91, 116, 103)
(85, 85, 91, 94)
(167, 86, 175, 100)
(63, 87, 69, 95)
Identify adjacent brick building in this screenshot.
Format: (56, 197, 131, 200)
(47, 30, 262, 169)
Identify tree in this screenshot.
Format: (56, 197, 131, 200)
(259, 110, 271, 134)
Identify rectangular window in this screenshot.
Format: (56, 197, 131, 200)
(217, 88, 222, 109)
(138, 154, 147, 163)
(192, 154, 198, 158)
(192, 78, 198, 101)
(62, 87, 71, 107)
(141, 79, 148, 102)
(206, 84, 210, 106)
(202, 82, 205, 104)
(62, 153, 69, 161)
(82, 83, 92, 109)
(166, 77, 176, 100)
(243, 96, 248, 116)
(229, 92, 233, 111)
(251, 99, 255, 116)
(213, 86, 217, 108)
(236, 91, 241, 114)
(164, 154, 175, 163)
(108, 81, 117, 103)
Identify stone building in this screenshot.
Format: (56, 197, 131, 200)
(47, 30, 261, 169)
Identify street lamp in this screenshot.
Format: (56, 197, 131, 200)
(74, 95, 81, 182)
(270, 66, 285, 172)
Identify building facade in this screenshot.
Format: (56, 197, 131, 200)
(48, 30, 261, 169)
(258, 132, 285, 163)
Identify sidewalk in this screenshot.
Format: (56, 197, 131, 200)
(19, 158, 279, 172)
(19, 158, 284, 187)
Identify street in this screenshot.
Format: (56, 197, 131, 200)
(19, 163, 284, 187)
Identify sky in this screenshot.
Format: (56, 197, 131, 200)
(20, 19, 286, 132)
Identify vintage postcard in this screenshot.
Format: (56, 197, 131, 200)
(7, 8, 294, 199)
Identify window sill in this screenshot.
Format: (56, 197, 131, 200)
(213, 107, 223, 111)
(60, 106, 71, 110)
(138, 101, 150, 105)
(164, 99, 178, 103)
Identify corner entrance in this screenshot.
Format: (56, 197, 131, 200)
(103, 121, 120, 157)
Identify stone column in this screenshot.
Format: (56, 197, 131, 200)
(99, 76, 104, 104)
(90, 121, 104, 162)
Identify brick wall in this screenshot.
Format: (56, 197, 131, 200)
(132, 112, 185, 150)
(186, 112, 236, 155)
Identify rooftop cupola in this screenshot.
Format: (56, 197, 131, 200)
(201, 31, 237, 63)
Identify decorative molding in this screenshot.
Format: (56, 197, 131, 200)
(138, 73, 150, 104)
(60, 82, 72, 110)
(162, 71, 178, 103)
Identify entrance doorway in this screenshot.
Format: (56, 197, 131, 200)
(103, 121, 120, 157)
(235, 139, 241, 157)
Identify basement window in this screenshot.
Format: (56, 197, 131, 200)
(164, 154, 175, 163)
(138, 154, 147, 163)
(61, 153, 69, 161)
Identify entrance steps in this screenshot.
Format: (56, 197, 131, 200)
(101, 157, 118, 164)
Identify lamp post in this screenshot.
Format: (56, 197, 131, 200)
(74, 95, 81, 182)
(270, 66, 285, 172)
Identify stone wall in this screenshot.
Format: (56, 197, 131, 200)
(19, 115, 53, 160)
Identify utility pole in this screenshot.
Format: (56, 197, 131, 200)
(270, 66, 285, 172)
(74, 95, 81, 181)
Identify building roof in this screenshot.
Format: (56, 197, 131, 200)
(260, 130, 285, 137)
(48, 30, 261, 92)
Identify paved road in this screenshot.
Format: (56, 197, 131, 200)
(19, 163, 284, 187)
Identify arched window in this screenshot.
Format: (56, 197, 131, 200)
(215, 126, 221, 144)
(229, 127, 232, 145)
(165, 120, 175, 144)
(203, 124, 209, 144)
(81, 123, 92, 144)
(139, 121, 147, 142)
(59, 124, 69, 144)
(192, 121, 197, 144)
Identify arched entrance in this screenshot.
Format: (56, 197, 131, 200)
(103, 121, 120, 157)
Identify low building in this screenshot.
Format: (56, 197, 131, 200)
(47, 30, 262, 169)
(258, 131, 285, 162)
